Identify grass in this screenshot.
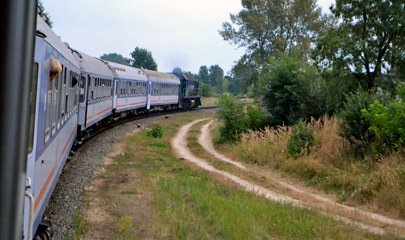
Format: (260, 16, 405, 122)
(65, 210, 85, 240)
(217, 116, 405, 219)
(155, 165, 376, 240)
(84, 111, 380, 239)
(201, 97, 218, 106)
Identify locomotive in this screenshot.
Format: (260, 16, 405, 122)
(24, 14, 200, 240)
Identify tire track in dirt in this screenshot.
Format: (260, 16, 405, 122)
(199, 120, 405, 235)
(171, 119, 405, 237)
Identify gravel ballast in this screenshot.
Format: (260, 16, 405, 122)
(43, 114, 171, 239)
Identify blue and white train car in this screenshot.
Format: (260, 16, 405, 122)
(72, 51, 114, 130)
(24, 15, 81, 239)
(107, 61, 149, 114)
(143, 70, 180, 110)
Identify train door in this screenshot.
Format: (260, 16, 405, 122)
(23, 58, 40, 240)
(113, 79, 118, 109)
(146, 81, 152, 110)
(77, 74, 87, 129)
(84, 75, 91, 128)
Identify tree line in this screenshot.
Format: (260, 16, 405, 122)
(101, 47, 158, 71)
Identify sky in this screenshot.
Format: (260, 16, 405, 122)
(41, 0, 335, 75)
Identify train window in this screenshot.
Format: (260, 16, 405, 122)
(102, 79, 105, 98)
(63, 68, 67, 84)
(94, 78, 97, 100)
(79, 76, 85, 103)
(57, 67, 63, 127)
(28, 63, 38, 153)
(68, 71, 72, 113)
(98, 78, 101, 99)
(52, 69, 60, 134)
(73, 75, 78, 106)
(60, 67, 66, 123)
(65, 71, 70, 117)
(45, 72, 53, 142)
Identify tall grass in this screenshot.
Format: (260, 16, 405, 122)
(227, 116, 405, 218)
(235, 125, 290, 167)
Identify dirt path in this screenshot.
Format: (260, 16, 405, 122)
(172, 119, 405, 237)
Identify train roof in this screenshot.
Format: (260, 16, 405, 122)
(36, 15, 79, 68)
(143, 69, 180, 84)
(106, 61, 148, 81)
(72, 51, 115, 78)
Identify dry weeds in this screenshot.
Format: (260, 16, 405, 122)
(221, 116, 405, 220)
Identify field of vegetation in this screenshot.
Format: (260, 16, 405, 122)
(82, 111, 380, 239)
(211, 0, 404, 220)
(214, 113, 405, 219)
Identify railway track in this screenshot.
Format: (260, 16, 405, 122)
(74, 106, 217, 151)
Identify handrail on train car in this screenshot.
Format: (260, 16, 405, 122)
(0, 0, 37, 239)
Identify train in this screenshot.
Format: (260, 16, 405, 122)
(24, 14, 201, 240)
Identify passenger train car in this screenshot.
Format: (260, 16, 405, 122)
(72, 51, 115, 131)
(143, 69, 181, 110)
(107, 61, 149, 114)
(24, 14, 200, 240)
(26, 15, 81, 240)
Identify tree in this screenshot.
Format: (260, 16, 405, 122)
(315, 0, 404, 90)
(130, 47, 158, 70)
(100, 53, 131, 66)
(198, 66, 209, 84)
(260, 54, 326, 126)
(208, 65, 224, 92)
(227, 75, 245, 96)
(231, 55, 260, 95)
(220, 0, 323, 65)
(38, 1, 53, 28)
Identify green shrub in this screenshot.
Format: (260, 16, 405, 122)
(287, 122, 315, 157)
(244, 105, 268, 131)
(339, 90, 393, 156)
(338, 91, 376, 155)
(362, 85, 405, 153)
(200, 82, 217, 97)
(147, 124, 164, 138)
(217, 94, 247, 143)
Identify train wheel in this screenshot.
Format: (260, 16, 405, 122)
(33, 218, 53, 240)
